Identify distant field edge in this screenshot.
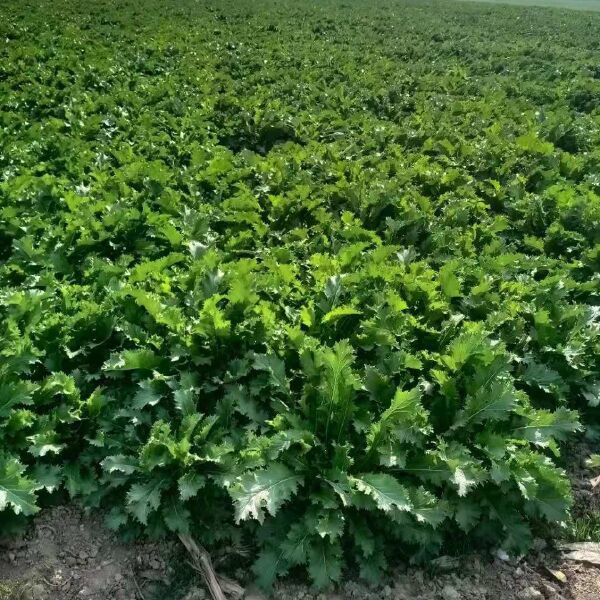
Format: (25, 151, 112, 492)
(455, 0, 600, 12)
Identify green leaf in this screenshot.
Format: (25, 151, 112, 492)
(358, 551, 387, 583)
(437, 442, 487, 496)
(31, 464, 62, 493)
(105, 508, 128, 531)
(266, 429, 314, 461)
(501, 517, 532, 554)
(515, 407, 581, 447)
(173, 379, 197, 417)
(139, 421, 179, 470)
(100, 455, 138, 475)
(188, 240, 208, 258)
(454, 501, 481, 531)
(454, 376, 518, 428)
(582, 382, 600, 408)
(323, 473, 353, 507)
(178, 472, 206, 501)
(230, 463, 303, 523)
(452, 467, 478, 497)
(0, 381, 34, 417)
(133, 379, 164, 409)
(0, 455, 39, 516)
(253, 353, 290, 396)
(403, 353, 423, 370)
(516, 133, 554, 155)
(307, 539, 342, 589)
(63, 464, 98, 497)
(163, 501, 191, 534)
(442, 327, 490, 371)
(103, 349, 161, 372)
(321, 306, 362, 325)
(319, 340, 359, 442)
(368, 386, 428, 450)
(409, 487, 449, 528)
(351, 473, 411, 512)
(316, 510, 345, 539)
(586, 455, 600, 469)
(522, 361, 565, 394)
(126, 479, 166, 524)
(531, 465, 571, 522)
(281, 521, 312, 566)
(27, 431, 65, 457)
(351, 518, 375, 557)
(439, 262, 461, 298)
(253, 547, 288, 590)
(125, 288, 184, 331)
(129, 254, 185, 283)
(323, 275, 344, 310)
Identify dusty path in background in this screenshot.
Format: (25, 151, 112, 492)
(1, 443, 598, 600)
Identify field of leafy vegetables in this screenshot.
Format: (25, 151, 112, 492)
(1, 0, 599, 590)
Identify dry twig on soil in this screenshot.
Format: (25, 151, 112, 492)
(178, 534, 244, 600)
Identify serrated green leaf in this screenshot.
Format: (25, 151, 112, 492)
(323, 275, 344, 310)
(359, 552, 387, 584)
(230, 463, 302, 523)
(126, 479, 166, 524)
(316, 510, 345, 539)
(523, 361, 565, 394)
(27, 431, 65, 458)
(351, 518, 375, 558)
(103, 349, 161, 372)
(515, 407, 581, 447)
(307, 539, 342, 589)
(133, 379, 164, 410)
(582, 382, 600, 408)
(62, 464, 97, 497)
(452, 467, 478, 497)
(321, 306, 361, 325)
(31, 464, 62, 493)
(253, 353, 290, 396)
(442, 327, 490, 371)
(163, 501, 191, 534)
(105, 508, 128, 531)
(174, 386, 197, 417)
(352, 473, 411, 512)
(368, 386, 428, 450)
(125, 288, 184, 331)
(281, 521, 312, 565)
(409, 487, 449, 528)
(252, 548, 283, 590)
(100, 455, 138, 475)
(439, 262, 461, 298)
(454, 501, 481, 532)
(454, 376, 518, 428)
(0, 381, 34, 417)
(0, 456, 39, 516)
(178, 472, 206, 501)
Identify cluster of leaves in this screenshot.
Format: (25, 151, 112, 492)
(1, 0, 599, 588)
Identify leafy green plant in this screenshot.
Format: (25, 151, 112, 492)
(226, 330, 580, 586)
(0, 0, 599, 590)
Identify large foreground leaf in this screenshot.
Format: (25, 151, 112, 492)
(230, 463, 303, 523)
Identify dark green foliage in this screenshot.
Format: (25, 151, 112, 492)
(0, 0, 599, 589)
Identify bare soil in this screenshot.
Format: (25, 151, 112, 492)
(0, 506, 176, 600)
